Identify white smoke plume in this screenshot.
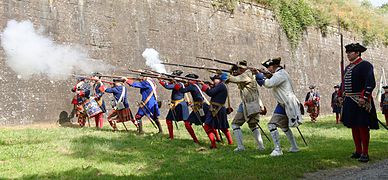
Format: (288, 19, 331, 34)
(0, 20, 113, 80)
(142, 48, 167, 73)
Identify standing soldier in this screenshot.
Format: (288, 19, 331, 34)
(200, 74, 233, 149)
(223, 60, 265, 152)
(304, 85, 320, 122)
(254, 57, 302, 156)
(90, 72, 106, 129)
(338, 43, 379, 162)
(98, 79, 135, 131)
(158, 70, 190, 140)
(125, 77, 163, 134)
(331, 85, 342, 124)
(71, 77, 91, 127)
(380, 85, 388, 126)
(174, 74, 219, 144)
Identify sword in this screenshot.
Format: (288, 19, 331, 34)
(136, 101, 157, 129)
(170, 107, 179, 130)
(378, 120, 388, 130)
(256, 122, 271, 142)
(296, 127, 308, 146)
(214, 114, 223, 143)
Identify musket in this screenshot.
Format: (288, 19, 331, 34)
(196, 56, 236, 66)
(162, 62, 229, 73)
(145, 69, 213, 84)
(196, 56, 272, 75)
(72, 75, 114, 84)
(338, 17, 345, 96)
(128, 68, 212, 84)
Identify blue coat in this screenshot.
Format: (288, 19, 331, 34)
(161, 81, 189, 121)
(130, 80, 160, 117)
(331, 91, 341, 113)
(341, 59, 379, 129)
(381, 93, 388, 114)
(204, 83, 229, 129)
(179, 83, 204, 102)
(179, 83, 207, 125)
(93, 84, 106, 113)
(104, 85, 129, 109)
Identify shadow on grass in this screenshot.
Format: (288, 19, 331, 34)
(19, 167, 139, 180)
(15, 120, 388, 179)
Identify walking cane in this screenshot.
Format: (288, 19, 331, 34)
(296, 127, 308, 146)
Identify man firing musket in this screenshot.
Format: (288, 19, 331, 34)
(123, 74, 163, 134)
(200, 74, 234, 149)
(200, 58, 266, 152)
(253, 57, 303, 156)
(98, 78, 137, 131)
(173, 73, 223, 144)
(158, 70, 194, 142)
(71, 76, 91, 127)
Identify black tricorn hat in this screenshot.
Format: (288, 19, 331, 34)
(237, 60, 248, 68)
(172, 70, 183, 76)
(262, 57, 281, 68)
(383, 85, 388, 89)
(185, 73, 199, 79)
(309, 85, 316, 89)
(345, 43, 367, 53)
(76, 77, 85, 81)
(92, 72, 102, 77)
(210, 74, 221, 81)
(113, 78, 125, 82)
(334, 85, 340, 88)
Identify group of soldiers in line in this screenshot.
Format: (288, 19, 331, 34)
(71, 42, 386, 161)
(71, 57, 302, 156)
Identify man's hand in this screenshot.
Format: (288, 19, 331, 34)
(337, 97, 344, 104)
(358, 98, 366, 106)
(250, 68, 259, 74)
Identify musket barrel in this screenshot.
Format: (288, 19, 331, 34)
(196, 56, 236, 66)
(162, 62, 229, 72)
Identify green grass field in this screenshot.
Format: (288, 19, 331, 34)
(1, 114, 387, 179)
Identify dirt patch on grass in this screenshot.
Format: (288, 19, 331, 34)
(303, 159, 388, 180)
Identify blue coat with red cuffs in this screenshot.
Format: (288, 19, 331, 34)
(202, 82, 229, 129)
(339, 57, 379, 129)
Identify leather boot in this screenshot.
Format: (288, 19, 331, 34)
(137, 120, 144, 134)
(155, 119, 163, 134)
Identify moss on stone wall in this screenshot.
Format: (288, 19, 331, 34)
(212, 0, 388, 48)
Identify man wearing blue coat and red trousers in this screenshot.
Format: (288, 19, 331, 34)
(200, 74, 233, 149)
(125, 77, 163, 134)
(338, 43, 379, 163)
(158, 70, 191, 141)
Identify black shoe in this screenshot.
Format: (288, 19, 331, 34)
(350, 152, 361, 159)
(358, 154, 369, 163)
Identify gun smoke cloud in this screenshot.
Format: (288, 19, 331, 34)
(0, 20, 113, 80)
(142, 48, 167, 73)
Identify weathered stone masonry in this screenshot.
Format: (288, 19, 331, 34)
(1, 0, 387, 125)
